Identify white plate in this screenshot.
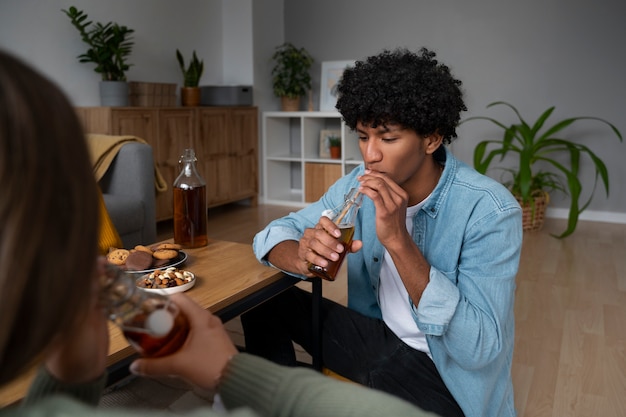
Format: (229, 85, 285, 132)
(136, 271, 196, 295)
(125, 251, 188, 275)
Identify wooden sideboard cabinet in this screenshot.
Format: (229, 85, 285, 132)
(76, 106, 258, 221)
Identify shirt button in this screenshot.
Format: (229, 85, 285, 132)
(373, 257, 379, 262)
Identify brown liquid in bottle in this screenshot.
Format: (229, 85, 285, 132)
(173, 185, 208, 248)
(101, 264, 190, 358)
(123, 309, 190, 358)
(308, 224, 355, 281)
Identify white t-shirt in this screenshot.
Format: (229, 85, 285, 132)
(378, 201, 431, 356)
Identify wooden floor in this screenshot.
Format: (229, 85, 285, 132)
(159, 203, 626, 417)
(512, 218, 626, 417)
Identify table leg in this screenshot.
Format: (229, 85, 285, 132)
(309, 277, 323, 371)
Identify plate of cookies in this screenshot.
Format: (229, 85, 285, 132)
(106, 243, 187, 274)
(136, 267, 196, 294)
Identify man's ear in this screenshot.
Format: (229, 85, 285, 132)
(425, 133, 444, 154)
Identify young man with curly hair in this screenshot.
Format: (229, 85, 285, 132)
(242, 48, 522, 417)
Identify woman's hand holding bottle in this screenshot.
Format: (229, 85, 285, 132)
(129, 293, 239, 391)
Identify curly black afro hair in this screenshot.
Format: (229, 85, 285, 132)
(335, 47, 467, 144)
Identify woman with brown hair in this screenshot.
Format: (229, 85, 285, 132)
(0, 49, 436, 417)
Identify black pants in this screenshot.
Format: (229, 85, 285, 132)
(241, 286, 464, 417)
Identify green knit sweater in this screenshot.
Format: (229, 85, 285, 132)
(1, 354, 436, 417)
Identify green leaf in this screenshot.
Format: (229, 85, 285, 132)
(529, 107, 555, 138)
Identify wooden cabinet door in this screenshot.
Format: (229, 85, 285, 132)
(196, 108, 227, 206)
(196, 107, 229, 157)
(229, 108, 258, 203)
(110, 109, 158, 145)
(232, 152, 258, 204)
(196, 107, 258, 207)
(230, 107, 258, 154)
(156, 109, 196, 221)
(196, 108, 231, 206)
(305, 163, 342, 202)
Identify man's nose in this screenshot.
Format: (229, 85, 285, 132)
(362, 140, 382, 164)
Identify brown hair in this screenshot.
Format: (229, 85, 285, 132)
(0, 50, 100, 386)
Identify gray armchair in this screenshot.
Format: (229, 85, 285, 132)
(98, 142, 157, 248)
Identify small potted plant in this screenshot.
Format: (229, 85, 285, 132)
(328, 135, 341, 159)
(464, 101, 622, 237)
(176, 49, 204, 106)
(271, 42, 314, 111)
(62, 6, 134, 106)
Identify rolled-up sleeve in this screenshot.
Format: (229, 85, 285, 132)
(411, 267, 461, 335)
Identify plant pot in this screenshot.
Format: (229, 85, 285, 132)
(281, 96, 300, 111)
(330, 145, 341, 159)
(99, 81, 129, 106)
(517, 192, 549, 232)
(181, 87, 201, 107)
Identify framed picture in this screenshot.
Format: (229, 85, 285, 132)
(319, 129, 341, 158)
(319, 60, 354, 111)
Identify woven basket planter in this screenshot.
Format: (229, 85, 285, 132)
(281, 96, 301, 111)
(517, 192, 549, 231)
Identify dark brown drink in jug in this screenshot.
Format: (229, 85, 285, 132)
(173, 185, 208, 248)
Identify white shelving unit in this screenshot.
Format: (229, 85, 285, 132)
(262, 111, 362, 206)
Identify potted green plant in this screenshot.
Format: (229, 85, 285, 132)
(62, 6, 134, 106)
(463, 101, 622, 238)
(176, 49, 204, 106)
(271, 42, 314, 111)
(328, 135, 341, 159)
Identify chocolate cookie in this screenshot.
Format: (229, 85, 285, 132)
(125, 250, 154, 271)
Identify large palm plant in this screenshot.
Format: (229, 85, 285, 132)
(464, 101, 622, 238)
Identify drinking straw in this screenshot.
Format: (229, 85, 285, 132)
(335, 190, 361, 224)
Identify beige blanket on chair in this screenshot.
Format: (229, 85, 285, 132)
(86, 134, 168, 193)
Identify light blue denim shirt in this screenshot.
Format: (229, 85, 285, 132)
(253, 147, 522, 417)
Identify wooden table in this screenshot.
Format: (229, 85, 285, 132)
(0, 239, 321, 407)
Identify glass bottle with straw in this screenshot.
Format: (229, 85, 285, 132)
(307, 188, 363, 281)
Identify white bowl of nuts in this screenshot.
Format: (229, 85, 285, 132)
(136, 267, 196, 295)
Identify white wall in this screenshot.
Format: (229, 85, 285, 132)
(251, 0, 285, 112)
(222, 0, 253, 86)
(282, 0, 626, 218)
